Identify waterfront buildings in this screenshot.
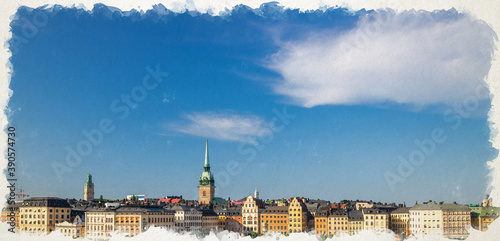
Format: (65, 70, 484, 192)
(3, 141, 497, 240)
(328, 210, 348, 235)
(201, 209, 218, 233)
(470, 206, 500, 231)
(86, 206, 174, 240)
(172, 205, 202, 232)
(4, 194, 498, 240)
(347, 210, 364, 235)
(362, 208, 390, 231)
(242, 195, 264, 234)
(314, 209, 328, 235)
(288, 197, 309, 233)
(1, 202, 21, 229)
(18, 197, 72, 235)
(224, 206, 243, 233)
(390, 207, 410, 235)
(85, 207, 116, 240)
(55, 215, 85, 238)
(260, 206, 289, 235)
(409, 202, 471, 239)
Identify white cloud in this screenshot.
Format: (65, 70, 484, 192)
(269, 10, 496, 108)
(168, 111, 272, 144)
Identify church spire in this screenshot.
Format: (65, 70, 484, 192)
(200, 139, 214, 186)
(85, 173, 94, 186)
(204, 139, 210, 169)
(199, 139, 215, 204)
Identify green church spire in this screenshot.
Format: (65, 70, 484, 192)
(204, 138, 210, 170)
(199, 139, 214, 186)
(85, 173, 94, 186)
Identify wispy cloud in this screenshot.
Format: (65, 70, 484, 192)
(166, 111, 272, 144)
(269, 10, 496, 109)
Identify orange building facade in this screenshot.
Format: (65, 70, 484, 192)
(260, 206, 288, 235)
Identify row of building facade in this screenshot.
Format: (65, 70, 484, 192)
(2, 140, 498, 240)
(2, 196, 499, 240)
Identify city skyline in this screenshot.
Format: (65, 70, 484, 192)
(7, 4, 497, 204)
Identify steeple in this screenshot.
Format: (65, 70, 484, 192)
(199, 139, 215, 186)
(199, 139, 215, 204)
(85, 173, 94, 186)
(84, 173, 95, 201)
(255, 187, 259, 199)
(204, 138, 210, 170)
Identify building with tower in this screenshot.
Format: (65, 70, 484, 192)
(84, 173, 95, 201)
(198, 139, 215, 204)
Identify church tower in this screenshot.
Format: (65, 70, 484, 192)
(84, 173, 95, 201)
(199, 139, 215, 204)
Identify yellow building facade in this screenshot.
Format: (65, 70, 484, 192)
(288, 198, 308, 233)
(441, 204, 471, 239)
(86, 206, 174, 240)
(18, 197, 72, 235)
(347, 210, 364, 235)
(361, 209, 389, 231)
(1, 203, 21, 231)
(470, 206, 500, 231)
(86, 208, 116, 240)
(390, 207, 410, 235)
(328, 210, 348, 235)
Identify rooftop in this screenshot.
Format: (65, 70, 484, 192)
(411, 202, 470, 211)
(392, 207, 411, 214)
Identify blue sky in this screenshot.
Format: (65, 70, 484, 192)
(7, 3, 497, 204)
